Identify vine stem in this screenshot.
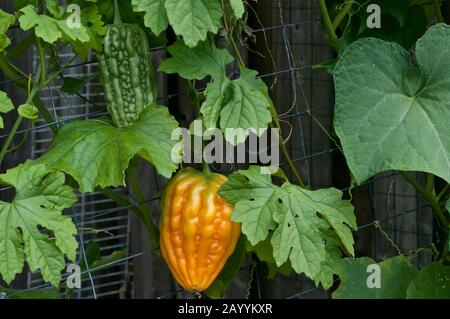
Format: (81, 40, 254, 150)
(317, 0, 340, 51)
(0, 116, 23, 164)
(400, 172, 448, 229)
(432, 0, 445, 23)
(332, 1, 354, 31)
(126, 168, 161, 254)
(221, 1, 305, 187)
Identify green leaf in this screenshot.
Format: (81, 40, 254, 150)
(200, 68, 273, 145)
(0, 90, 14, 129)
(165, 0, 222, 47)
(247, 235, 291, 279)
(19, 5, 62, 43)
(131, 0, 168, 36)
(159, 41, 234, 80)
(201, 74, 232, 129)
(38, 104, 180, 193)
(19, 4, 90, 44)
(229, 0, 245, 19)
(219, 166, 356, 288)
(0, 8, 17, 34)
(0, 285, 61, 299)
(90, 248, 127, 270)
(0, 162, 78, 287)
(333, 256, 419, 299)
(407, 262, 450, 299)
(205, 236, 246, 299)
(334, 24, 450, 185)
(18, 104, 39, 121)
(61, 75, 97, 95)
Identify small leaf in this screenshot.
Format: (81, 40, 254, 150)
(38, 104, 180, 192)
(19, 5, 62, 43)
(0, 90, 14, 129)
(407, 262, 450, 299)
(0, 162, 78, 287)
(164, 0, 222, 47)
(18, 104, 39, 121)
(19, 4, 90, 44)
(0, 8, 17, 34)
(229, 0, 245, 19)
(159, 40, 234, 80)
(333, 256, 419, 299)
(61, 75, 97, 95)
(131, 0, 168, 36)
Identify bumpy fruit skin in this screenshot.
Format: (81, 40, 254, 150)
(160, 168, 241, 292)
(98, 23, 157, 127)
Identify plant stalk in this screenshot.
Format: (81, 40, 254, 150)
(332, 1, 354, 31)
(432, 0, 445, 23)
(317, 0, 340, 51)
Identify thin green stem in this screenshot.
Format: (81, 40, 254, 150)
(332, 1, 354, 31)
(432, 0, 445, 23)
(401, 172, 448, 229)
(317, 0, 340, 51)
(437, 184, 449, 201)
(221, 1, 305, 187)
(114, 0, 122, 24)
(0, 54, 57, 132)
(127, 169, 161, 254)
(0, 116, 23, 164)
(36, 38, 46, 87)
(187, 80, 200, 118)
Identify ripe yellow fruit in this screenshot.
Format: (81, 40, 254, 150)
(160, 167, 241, 292)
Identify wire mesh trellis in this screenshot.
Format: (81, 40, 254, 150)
(0, 0, 437, 299)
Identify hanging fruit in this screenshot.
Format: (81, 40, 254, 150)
(160, 167, 241, 292)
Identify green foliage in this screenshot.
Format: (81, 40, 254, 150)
(407, 262, 450, 298)
(159, 40, 234, 80)
(0, 8, 16, 51)
(0, 285, 61, 299)
(334, 24, 450, 185)
(131, 0, 169, 36)
(61, 75, 98, 95)
(18, 104, 39, 121)
(333, 256, 419, 299)
(333, 257, 450, 299)
(0, 90, 14, 128)
(38, 104, 180, 192)
(0, 162, 78, 287)
(220, 166, 356, 289)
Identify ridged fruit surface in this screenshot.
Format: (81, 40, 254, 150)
(160, 168, 240, 292)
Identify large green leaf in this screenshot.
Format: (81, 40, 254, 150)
(159, 41, 234, 80)
(165, 0, 222, 47)
(0, 162, 78, 287)
(131, 0, 168, 36)
(0, 285, 61, 299)
(333, 257, 419, 299)
(0, 90, 14, 128)
(219, 166, 356, 288)
(38, 104, 180, 193)
(407, 262, 450, 299)
(334, 24, 450, 184)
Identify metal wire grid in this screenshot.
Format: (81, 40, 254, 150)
(0, 0, 437, 299)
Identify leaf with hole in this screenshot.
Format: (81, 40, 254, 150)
(219, 166, 356, 288)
